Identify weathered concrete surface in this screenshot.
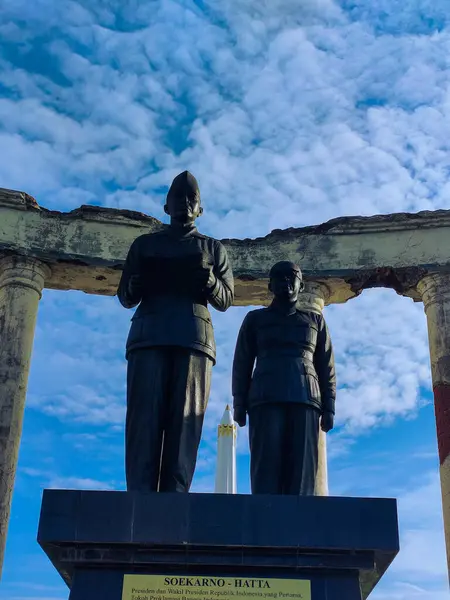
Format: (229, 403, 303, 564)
(1, 188, 450, 304)
(418, 274, 450, 580)
(0, 255, 49, 577)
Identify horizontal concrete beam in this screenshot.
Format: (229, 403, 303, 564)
(1, 187, 450, 305)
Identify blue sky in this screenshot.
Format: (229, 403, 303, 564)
(1, 0, 449, 598)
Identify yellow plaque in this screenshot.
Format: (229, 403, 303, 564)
(122, 574, 311, 600)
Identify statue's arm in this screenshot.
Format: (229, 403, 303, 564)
(117, 238, 143, 309)
(313, 314, 337, 414)
(205, 241, 234, 312)
(232, 313, 256, 413)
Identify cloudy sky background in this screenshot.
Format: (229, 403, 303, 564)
(1, 0, 449, 598)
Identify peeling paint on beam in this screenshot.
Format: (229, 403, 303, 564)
(1, 188, 450, 305)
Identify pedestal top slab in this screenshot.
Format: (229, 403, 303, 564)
(37, 490, 399, 599)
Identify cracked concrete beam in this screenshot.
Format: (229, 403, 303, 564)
(1, 187, 450, 305)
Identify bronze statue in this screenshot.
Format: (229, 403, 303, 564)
(118, 171, 234, 493)
(232, 261, 336, 495)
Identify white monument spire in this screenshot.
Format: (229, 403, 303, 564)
(214, 405, 237, 494)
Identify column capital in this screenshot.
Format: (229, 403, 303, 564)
(417, 272, 450, 388)
(417, 273, 450, 312)
(0, 255, 51, 299)
(296, 280, 331, 313)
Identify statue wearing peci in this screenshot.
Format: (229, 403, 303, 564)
(117, 171, 234, 493)
(232, 261, 336, 495)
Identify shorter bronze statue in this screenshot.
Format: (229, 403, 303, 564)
(118, 171, 234, 493)
(232, 261, 336, 495)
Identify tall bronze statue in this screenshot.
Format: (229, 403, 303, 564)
(118, 171, 234, 493)
(232, 261, 336, 495)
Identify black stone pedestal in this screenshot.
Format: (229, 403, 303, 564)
(37, 491, 399, 600)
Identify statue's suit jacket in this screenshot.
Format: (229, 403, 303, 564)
(232, 305, 336, 414)
(117, 223, 234, 363)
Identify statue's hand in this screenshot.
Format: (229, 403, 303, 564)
(193, 265, 213, 290)
(321, 411, 334, 433)
(205, 269, 216, 290)
(234, 407, 247, 427)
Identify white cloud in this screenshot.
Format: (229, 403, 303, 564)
(328, 464, 447, 599)
(47, 476, 114, 491)
(374, 581, 450, 600)
(393, 528, 446, 578)
(1, 0, 450, 225)
(325, 289, 431, 431)
(387, 471, 446, 584)
(18, 465, 118, 491)
(29, 384, 125, 426)
(399, 472, 443, 527)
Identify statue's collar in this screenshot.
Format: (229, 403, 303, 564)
(269, 300, 297, 316)
(167, 223, 198, 238)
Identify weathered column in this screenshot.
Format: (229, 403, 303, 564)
(296, 281, 331, 496)
(0, 255, 50, 576)
(418, 273, 450, 578)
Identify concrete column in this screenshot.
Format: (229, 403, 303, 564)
(418, 273, 450, 578)
(0, 255, 50, 576)
(296, 281, 331, 496)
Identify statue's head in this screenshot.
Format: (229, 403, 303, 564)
(164, 171, 203, 225)
(268, 261, 304, 303)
